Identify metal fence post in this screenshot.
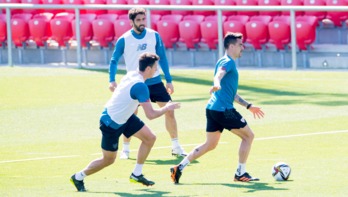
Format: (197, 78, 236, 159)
(290, 9, 297, 70)
(6, 8, 13, 67)
(75, 8, 82, 68)
(217, 9, 223, 59)
(146, 8, 151, 29)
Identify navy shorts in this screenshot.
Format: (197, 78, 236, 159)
(206, 108, 247, 132)
(100, 114, 145, 152)
(148, 82, 172, 103)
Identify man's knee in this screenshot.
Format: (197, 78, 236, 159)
(206, 141, 219, 151)
(102, 156, 116, 166)
(165, 110, 175, 120)
(143, 133, 156, 145)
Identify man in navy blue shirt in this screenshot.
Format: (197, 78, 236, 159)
(170, 32, 265, 183)
(108, 7, 187, 159)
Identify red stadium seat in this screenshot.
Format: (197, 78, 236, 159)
(280, 0, 303, 16)
(97, 14, 118, 21)
(179, 20, 201, 49)
(42, 0, 63, 15)
(205, 15, 227, 22)
(303, 0, 326, 21)
(114, 19, 132, 41)
(214, 0, 236, 16)
(118, 14, 129, 20)
(296, 21, 315, 51)
(34, 13, 54, 20)
(268, 16, 291, 50)
(183, 15, 205, 23)
(54, 13, 75, 22)
(201, 20, 219, 49)
(50, 15, 73, 47)
(296, 15, 317, 29)
(246, 16, 271, 50)
(192, 0, 215, 16)
(258, 0, 280, 17)
(29, 16, 52, 47)
(236, 0, 258, 17)
(149, 0, 171, 16)
(149, 15, 161, 31)
(157, 20, 180, 48)
(161, 14, 183, 23)
(223, 21, 247, 42)
(326, 0, 348, 27)
(228, 15, 250, 23)
(84, 0, 107, 15)
(93, 17, 115, 47)
(63, 0, 86, 14)
(0, 14, 7, 46)
(22, 0, 42, 16)
(72, 15, 96, 47)
(106, 0, 128, 16)
(11, 18, 30, 47)
(170, 0, 192, 16)
(12, 14, 33, 23)
(128, 0, 149, 5)
(1, 0, 22, 15)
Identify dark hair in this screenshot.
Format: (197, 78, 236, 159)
(139, 52, 160, 72)
(223, 32, 243, 50)
(128, 7, 146, 21)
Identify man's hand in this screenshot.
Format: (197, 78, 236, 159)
(209, 86, 221, 95)
(109, 81, 117, 92)
(166, 83, 174, 95)
(165, 101, 181, 110)
(249, 105, 265, 119)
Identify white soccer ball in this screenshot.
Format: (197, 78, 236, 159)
(272, 162, 291, 181)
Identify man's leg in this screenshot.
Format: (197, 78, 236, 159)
(229, 125, 258, 181)
(170, 131, 221, 183)
(120, 108, 139, 159)
(157, 101, 187, 156)
(70, 149, 117, 191)
(128, 124, 157, 186)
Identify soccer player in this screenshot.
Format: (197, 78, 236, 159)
(108, 7, 187, 159)
(70, 52, 181, 192)
(170, 32, 265, 183)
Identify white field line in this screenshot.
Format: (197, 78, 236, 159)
(254, 130, 348, 141)
(0, 155, 82, 164)
(90, 142, 228, 155)
(1, 130, 347, 164)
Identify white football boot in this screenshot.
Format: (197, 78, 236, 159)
(171, 147, 188, 157)
(119, 151, 129, 159)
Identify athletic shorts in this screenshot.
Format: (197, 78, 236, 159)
(206, 108, 247, 132)
(147, 82, 172, 103)
(100, 114, 145, 152)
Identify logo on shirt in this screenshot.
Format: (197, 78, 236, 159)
(146, 99, 150, 102)
(241, 118, 245, 123)
(221, 66, 227, 70)
(137, 43, 147, 51)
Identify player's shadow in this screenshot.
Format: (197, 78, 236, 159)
(179, 182, 288, 193)
(122, 157, 199, 166)
(87, 188, 192, 197)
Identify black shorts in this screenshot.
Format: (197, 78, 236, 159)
(99, 114, 145, 152)
(206, 108, 247, 132)
(147, 82, 172, 103)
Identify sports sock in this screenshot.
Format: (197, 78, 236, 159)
(171, 138, 180, 149)
(236, 163, 246, 176)
(123, 142, 130, 152)
(179, 157, 190, 172)
(75, 171, 87, 181)
(132, 163, 144, 176)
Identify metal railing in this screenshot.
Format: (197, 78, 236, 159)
(1, 4, 347, 69)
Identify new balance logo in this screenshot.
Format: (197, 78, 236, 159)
(137, 43, 147, 51)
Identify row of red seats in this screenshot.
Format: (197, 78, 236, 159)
(1, 0, 347, 27)
(0, 13, 316, 52)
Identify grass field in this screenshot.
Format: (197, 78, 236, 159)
(0, 67, 348, 197)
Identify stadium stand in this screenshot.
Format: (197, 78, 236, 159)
(280, 0, 304, 16)
(258, 0, 281, 17)
(84, 0, 107, 15)
(22, 0, 42, 16)
(106, 0, 128, 16)
(149, 0, 171, 16)
(128, 0, 149, 5)
(192, 0, 215, 16)
(1, 0, 22, 15)
(42, 0, 63, 15)
(63, 0, 86, 14)
(170, 0, 192, 16)
(236, 0, 258, 17)
(214, 0, 236, 16)
(224, 16, 249, 43)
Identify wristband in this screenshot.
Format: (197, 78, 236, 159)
(247, 103, 252, 110)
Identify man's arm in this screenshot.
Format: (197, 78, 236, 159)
(155, 32, 174, 94)
(210, 67, 227, 94)
(109, 38, 125, 92)
(141, 101, 180, 120)
(234, 93, 265, 119)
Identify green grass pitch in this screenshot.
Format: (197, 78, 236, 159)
(0, 67, 347, 197)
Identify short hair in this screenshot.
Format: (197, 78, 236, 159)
(223, 32, 243, 50)
(128, 7, 146, 21)
(139, 52, 160, 72)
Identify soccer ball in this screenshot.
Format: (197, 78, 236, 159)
(272, 162, 291, 181)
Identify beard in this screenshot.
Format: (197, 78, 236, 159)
(134, 23, 145, 32)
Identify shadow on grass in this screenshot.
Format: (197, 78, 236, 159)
(123, 157, 199, 166)
(87, 188, 192, 197)
(83, 68, 348, 106)
(179, 182, 288, 193)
